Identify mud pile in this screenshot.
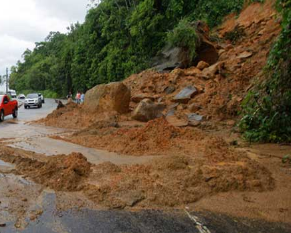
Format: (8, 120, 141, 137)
(65, 118, 199, 156)
(84, 146, 274, 209)
(0, 150, 91, 191)
(0, 144, 275, 209)
(37, 102, 121, 130)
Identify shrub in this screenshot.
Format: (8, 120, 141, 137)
(167, 19, 200, 64)
(240, 0, 291, 142)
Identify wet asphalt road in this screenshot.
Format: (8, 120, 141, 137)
(1, 190, 290, 233)
(1, 99, 291, 233)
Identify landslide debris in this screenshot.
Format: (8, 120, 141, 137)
(0, 143, 274, 209)
(38, 0, 281, 132)
(22, 1, 278, 210)
(0, 149, 91, 191)
(63, 118, 199, 156)
(84, 139, 274, 209)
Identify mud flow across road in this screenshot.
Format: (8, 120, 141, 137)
(0, 99, 290, 233)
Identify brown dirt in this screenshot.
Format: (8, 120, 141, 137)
(37, 0, 281, 133)
(0, 143, 275, 210)
(65, 118, 198, 156)
(83, 143, 274, 209)
(191, 144, 291, 224)
(0, 147, 91, 191)
(9, 0, 290, 224)
(36, 102, 120, 130)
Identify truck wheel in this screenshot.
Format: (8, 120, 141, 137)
(0, 110, 4, 122)
(13, 108, 18, 118)
(24, 106, 27, 109)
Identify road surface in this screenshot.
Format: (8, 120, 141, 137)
(0, 99, 290, 233)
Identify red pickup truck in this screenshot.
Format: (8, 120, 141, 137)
(0, 95, 18, 122)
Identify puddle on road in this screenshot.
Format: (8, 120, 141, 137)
(0, 160, 15, 173)
(0, 160, 14, 168)
(11, 137, 157, 165)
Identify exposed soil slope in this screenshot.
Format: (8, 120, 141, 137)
(38, 0, 280, 133)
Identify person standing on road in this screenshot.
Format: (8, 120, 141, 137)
(76, 91, 81, 104)
(80, 92, 85, 104)
(67, 91, 73, 103)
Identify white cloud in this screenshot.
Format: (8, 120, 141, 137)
(0, 0, 88, 75)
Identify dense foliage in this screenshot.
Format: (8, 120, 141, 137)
(167, 20, 200, 65)
(240, 0, 291, 142)
(10, 0, 255, 97)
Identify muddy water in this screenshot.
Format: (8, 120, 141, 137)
(0, 160, 14, 167)
(11, 137, 157, 165)
(0, 99, 155, 165)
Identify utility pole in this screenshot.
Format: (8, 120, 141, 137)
(6, 67, 8, 94)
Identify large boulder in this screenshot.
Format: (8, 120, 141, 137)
(152, 21, 218, 72)
(173, 86, 198, 103)
(132, 99, 166, 122)
(84, 82, 131, 114)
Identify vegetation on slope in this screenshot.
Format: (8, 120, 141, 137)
(240, 0, 291, 142)
(10, 0, 251, 96)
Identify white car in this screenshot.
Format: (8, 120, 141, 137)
(7, 90, 17, 98)
(18, 94, 26, 99)
(24, 93, 42, 109)
(38, 93, 45, 103)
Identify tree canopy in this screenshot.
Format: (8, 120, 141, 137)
(9, 0, 250, 97)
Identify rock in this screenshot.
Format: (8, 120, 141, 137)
(197, 61, 209, 70)
(152, 21, 218, 71)
(152, 47, 190, 71)
(173, 86, 198, 103)
(56, 100, 65, 109)
(192, 36, 219, 66)
(177, 104, 187, 111)
(184, 67, 202, 76)
(118, 191, 145, 207)
(157, 97, 164, 103)
(84, 82, 131, 114)
(201, 62, 224, 79)
(166, 115, 188, 127)
(131, 94, 160, 103)
(166, 108, 176, 117)
(237, 51, 253, 59)
(258, 29, 265, 36)
(226, 120, 236, 127)
(218, 49, 226, 56)
(170, 69, 185, 84)
(188, 113, 203, 126)
(164, 86, 176, 94)
(225, 44, 234, 51)
(188, 103, 201, 112)
(132, 99, 166, 122)
(169, 103, 179, 109)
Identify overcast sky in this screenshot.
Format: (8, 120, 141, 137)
(0, 0, 89, 76)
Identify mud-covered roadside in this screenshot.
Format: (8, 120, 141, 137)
(1, 1, 290, 231)
(1, 138, 290, 224)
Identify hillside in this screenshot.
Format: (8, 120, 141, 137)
(0, 0, 290, 224)
(9, 0, 263, 96)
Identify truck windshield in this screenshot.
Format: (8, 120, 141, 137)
(27, 94, 38, 98)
